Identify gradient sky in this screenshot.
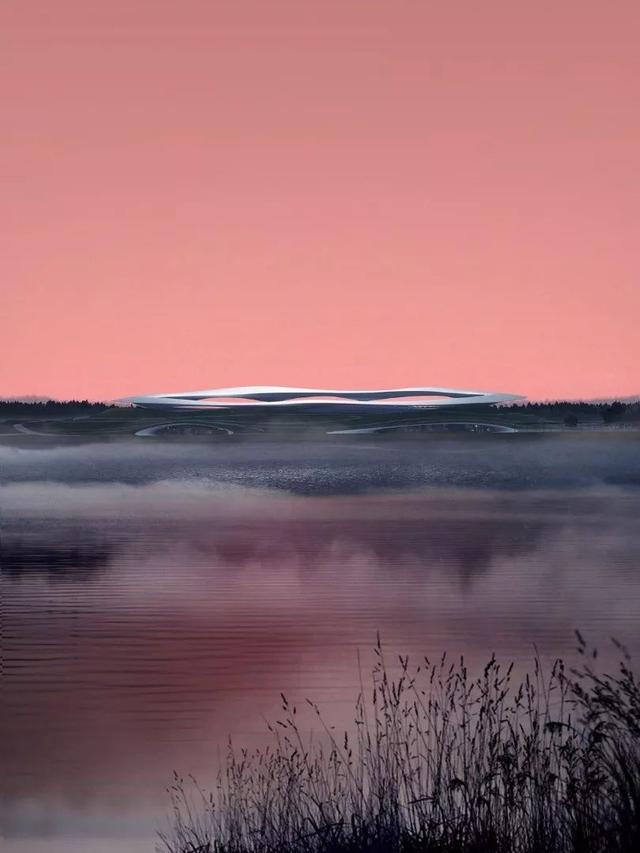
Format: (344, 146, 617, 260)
(2, 1, 638, 401)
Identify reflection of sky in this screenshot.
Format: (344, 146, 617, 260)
(2, 475, 640, 850)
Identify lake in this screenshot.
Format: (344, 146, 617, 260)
(2, 434, 640, 852)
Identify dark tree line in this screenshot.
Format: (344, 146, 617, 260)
(1, 398, 637, 423)
(517, 400, 638, 426)
(0, 399, 115, 417)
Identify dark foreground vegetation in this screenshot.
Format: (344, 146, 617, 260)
(158, 636, 639, 853)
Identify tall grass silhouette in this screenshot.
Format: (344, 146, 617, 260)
(158, 634, 640, 853)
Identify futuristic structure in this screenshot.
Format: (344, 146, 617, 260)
(128, 386, 523, 412)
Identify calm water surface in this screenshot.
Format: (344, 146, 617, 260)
(2, 436, 640, 851)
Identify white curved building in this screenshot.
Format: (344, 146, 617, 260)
(127, 386, 523, 411)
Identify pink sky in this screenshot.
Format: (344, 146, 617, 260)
(2, 1, 638, 402)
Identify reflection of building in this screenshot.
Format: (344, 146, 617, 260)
(127, 385, 524, 412)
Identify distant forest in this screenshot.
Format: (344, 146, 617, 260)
(0, 398, 638, 424)
(0, 399, 114, 415)
(522, 399, 640, 425)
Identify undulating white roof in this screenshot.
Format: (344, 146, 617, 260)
(125, 386, 524, 409)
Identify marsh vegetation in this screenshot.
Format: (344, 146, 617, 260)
(159, 636, 640, 853)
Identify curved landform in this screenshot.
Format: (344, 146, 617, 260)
(328, 422, 517, 435)
(135, 422, 235, 437)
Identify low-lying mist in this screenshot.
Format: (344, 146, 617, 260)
(1, 433, 639, 495)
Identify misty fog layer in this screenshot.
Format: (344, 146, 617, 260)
(1, 433, 640, 494)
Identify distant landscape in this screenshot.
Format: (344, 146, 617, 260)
(1, 398, 639, 442)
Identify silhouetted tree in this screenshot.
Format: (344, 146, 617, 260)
(602, 401, 627, 423)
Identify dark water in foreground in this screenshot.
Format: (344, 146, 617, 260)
(2, 435, 640, 852)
